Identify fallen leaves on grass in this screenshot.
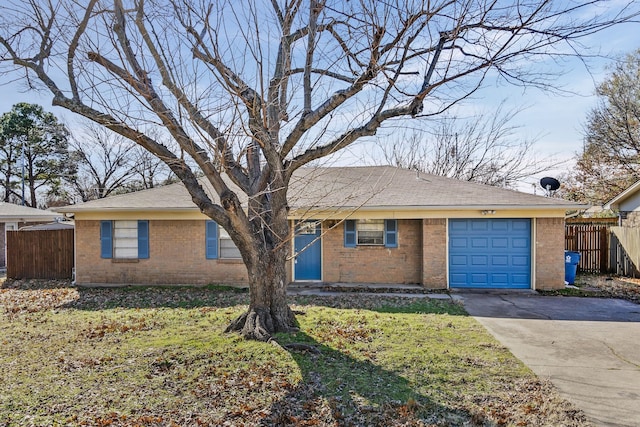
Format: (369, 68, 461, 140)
(0, 279, 78, 315)
(467, 378, 589, 427)
(0, 279, 593, 427)
(573, 274, 640, 303)
(82, 315, 156, 339)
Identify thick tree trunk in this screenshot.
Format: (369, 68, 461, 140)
(225, 250, 298, 341)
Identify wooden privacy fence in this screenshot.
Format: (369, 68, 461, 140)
(565, 219, 616, 274)
(7, 229, 74, 279)
(610, 227, 640, 277)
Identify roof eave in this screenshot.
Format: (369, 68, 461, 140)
(54, 206, 200, 214)
(604, 179, 640, 210)
(291, 203, 590, 212)
(1, 215, 60, 222)
(58, 203, 589, 215)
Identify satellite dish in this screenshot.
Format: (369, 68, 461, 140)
(540, 177, 560, 196)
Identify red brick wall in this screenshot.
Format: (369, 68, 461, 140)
(422, 219, 447, 289)
(322, 219, 422, 284)
(75, 220, 249, 285)
(534, 217, 565, 290)
(74, 216, 565, 290)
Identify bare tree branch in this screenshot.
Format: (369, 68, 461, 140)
(1, 0, 638, 340)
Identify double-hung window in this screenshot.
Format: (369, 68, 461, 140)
(344, 219, 397, 248)
(356, 219, 385, 245)
(206, 221, 242, 259)
(100, 220, 149, 259)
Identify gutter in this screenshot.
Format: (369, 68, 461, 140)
(290, 203, 591, 212)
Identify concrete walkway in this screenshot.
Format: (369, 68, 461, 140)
(459, 292, 640, 427)
(287, 281, 453, 299)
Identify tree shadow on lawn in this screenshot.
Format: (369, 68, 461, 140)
(61, 284, 251, 310)
(3, 278, 467, 317)
(63, 288, 467, 317)
(289, 293, 468, 317)
(262, 331, 474, 426)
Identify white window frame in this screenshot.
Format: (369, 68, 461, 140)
(113, 220, 139, 259)
(356, 219, 385, 246)
(218, 226, 242, 259)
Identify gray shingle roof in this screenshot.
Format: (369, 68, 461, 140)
(0, 203, 60, 221)
(56, 166, 584, 213)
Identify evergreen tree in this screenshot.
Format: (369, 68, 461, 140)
(0, 103, 71, 207)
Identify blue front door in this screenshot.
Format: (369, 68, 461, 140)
(294, 221, 322, 280)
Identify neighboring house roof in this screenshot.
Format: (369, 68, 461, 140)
(604, 179, 640, 211)
(0, 202, 61, 222)
(56, 166, 586, 215)
(581, 205, 606, 217)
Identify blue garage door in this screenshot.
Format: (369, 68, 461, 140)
(449, 219, 531, 289)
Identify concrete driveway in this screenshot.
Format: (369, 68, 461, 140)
(459, 293, 640, 427)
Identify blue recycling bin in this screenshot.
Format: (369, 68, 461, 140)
(564, 251, 581, 284)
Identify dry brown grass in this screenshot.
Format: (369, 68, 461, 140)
(0, 278, 591, 426)
(573, 274, 640, 303)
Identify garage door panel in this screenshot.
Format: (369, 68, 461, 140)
(471, 221, 489, 231)
(512, 255, 529, 266)
(450, 237, 467, 248)
(491, 220, 508, 231)
(471, 273, 489, 285)
(491, 237, 508, 248)
(512, 274, 529, 285)
(512, 237, 529, 249)
(471, 255, 487, 266)
(449, 219, 531, 289)
(471, 238, 488, 248)
(450, 273, 468, 286)
(450, 221, 468, 232)
(512, 220, 530, 231)
(451, 255, 467, 265)
(491, 273, 509, 285)
(492, 255, 508, 266)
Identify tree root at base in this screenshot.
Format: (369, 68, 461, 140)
(225, 307, 298, 341)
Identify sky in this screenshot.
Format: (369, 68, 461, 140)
(437, 20, 640, 193)
(0, 6, 637, 195)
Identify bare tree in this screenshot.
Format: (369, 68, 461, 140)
(130, 145, 174, 190)
(66, 125, 137, 201)
(66, 124, 173, 202)
(562, 49, 640, 204)
(377, 105, 561, 188)
(0, 1, 637, 340)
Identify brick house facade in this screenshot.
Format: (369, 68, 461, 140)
(71, 216, 566, 290)
(75, 220, 248, 285)
(59, 167, 582, 290)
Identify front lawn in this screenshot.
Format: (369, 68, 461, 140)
(0, 280, 588, 426)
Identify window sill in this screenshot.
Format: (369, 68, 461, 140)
(216, 258, 244, 264)
(111, 258, 140, 263)
(350, 245, 397, 249)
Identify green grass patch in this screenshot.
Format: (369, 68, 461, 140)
(0, 286, 584, 426)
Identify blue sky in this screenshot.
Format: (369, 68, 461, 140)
(0, 9, 637, 194)
(450, 20, 640, 192)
